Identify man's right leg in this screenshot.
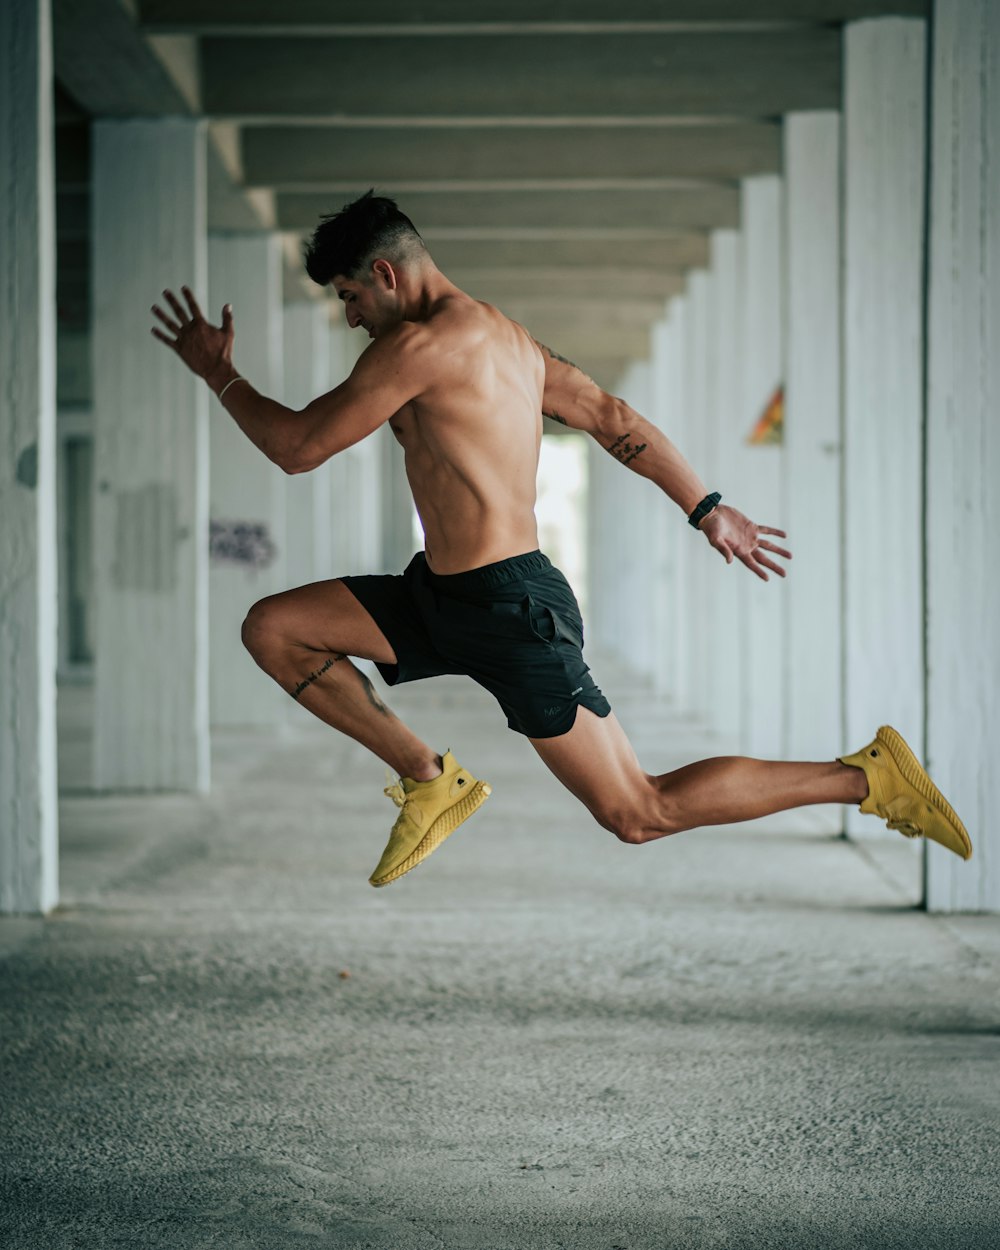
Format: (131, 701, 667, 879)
(241, 578, 442, 781)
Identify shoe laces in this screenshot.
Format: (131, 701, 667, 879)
(383, 773, 406, 809)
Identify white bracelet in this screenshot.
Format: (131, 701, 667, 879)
(218, 375, 247, 402)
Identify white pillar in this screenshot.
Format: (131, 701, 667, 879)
(684, 271, 712, 727)
(647, 316, 676, 701)
(208, 232, 287, 727)
(91, 119, 210, 792)
(283, 301, 333, 589)
(706, 230, 744, 745)
(738, 176, 786, 758)
(618, 360, 658, 683)
(381, 425, 414, 574)
(324, 323, 384, 575)
(0, 0, 58, 912)
(784, 112, 843, 829)
(925, 0, 1000, 912)
(663, 295, 697, 718)
(842, 18, 927, 836)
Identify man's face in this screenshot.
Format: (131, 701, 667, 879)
(333, 262, 399, 340)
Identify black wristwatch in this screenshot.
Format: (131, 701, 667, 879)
(688, 492, 722, 528)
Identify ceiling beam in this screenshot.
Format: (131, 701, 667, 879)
(243, 124, 780, 188)
(201, 30, 840, 119)
(277, 187, 739, 234)
(139, 0, 928, 35)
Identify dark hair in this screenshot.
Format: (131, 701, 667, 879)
(303, 189, 426, 286)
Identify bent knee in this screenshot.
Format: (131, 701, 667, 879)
(593, 783, 685, 845)
(241, 595, 287, 656)
(592, 804, 650, 846)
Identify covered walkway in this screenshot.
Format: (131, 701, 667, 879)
(2, 668, 998, 1248)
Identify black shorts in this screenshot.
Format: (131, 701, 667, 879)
(341, 550, 612, 739)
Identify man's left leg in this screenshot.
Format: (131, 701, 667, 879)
(529, 707, 970, 858)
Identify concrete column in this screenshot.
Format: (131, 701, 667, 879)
(842, 18, 927, 836)
(647, 317, 676, 700)
(282, 301, 333, 589)
(663, 295, 697, 718)
(706, 230, 744, 745)
(90, 120, 209, 792)
(618, 360, 658, 683)
(783, 113, 843, 830)
(925, 0, 1000, 912)
(208, 233, 286, 727)
(684, 271, 712, 727)
(381, 426, 414, 573)
(324, 323, 383, 575)
(738, 176, 786, 758)
(0, 0, 58, 912)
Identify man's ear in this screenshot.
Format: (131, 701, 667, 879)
(371, 259, 398, 291)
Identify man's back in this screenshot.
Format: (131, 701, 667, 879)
(381, 291, 547, 573)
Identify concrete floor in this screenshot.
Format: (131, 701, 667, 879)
(2, 665, 999, 1249)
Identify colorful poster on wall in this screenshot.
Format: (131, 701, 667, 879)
(747, 384, 784, 445)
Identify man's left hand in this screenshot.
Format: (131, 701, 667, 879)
(699, 504, 792, 581)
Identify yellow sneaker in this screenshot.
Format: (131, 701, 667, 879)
(369, 750, 492, 887)
(839, 725, 972, 860)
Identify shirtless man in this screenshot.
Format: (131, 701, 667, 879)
(151, 191, 971, 886)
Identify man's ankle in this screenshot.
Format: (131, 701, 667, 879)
(408, 753, 444, 783)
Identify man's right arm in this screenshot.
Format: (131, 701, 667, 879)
(534, 341, 709, 518)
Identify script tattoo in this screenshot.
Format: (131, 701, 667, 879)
(290, 653, 344, 700)
(543, 409, 568, 425)
(606, 431, 648, 466)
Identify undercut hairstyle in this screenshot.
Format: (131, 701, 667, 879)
(303, 189, 427, 286)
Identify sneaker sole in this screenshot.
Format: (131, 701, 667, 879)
(369, 780, 493, 887)
(876, 725, 972, 860)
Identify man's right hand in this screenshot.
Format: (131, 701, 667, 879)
(151, 286, 236, 393)
(698, 504, 792, 582)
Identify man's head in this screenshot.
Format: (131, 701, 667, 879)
(304, 190, 429, 338)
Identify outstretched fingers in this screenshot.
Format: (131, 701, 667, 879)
(151, 303, 181, 335)
(757, 539, 792, 560)
(151, 326, 178, 350)
(162, 288, 191, 325)
(182, 285, 204, 320)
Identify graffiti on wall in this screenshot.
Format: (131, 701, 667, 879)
(209, 520, 277, 569)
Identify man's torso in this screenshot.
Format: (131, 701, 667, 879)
(383, 294, 546, 574)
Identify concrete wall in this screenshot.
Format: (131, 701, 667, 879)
(783, 112, 843, 829)
(842, 19, 928, 835)
(283, 301, 333, 589)
(706, 229, 744, 745)
(208, 232, 287, 727)
(924, 0, 1000, 911)
(0, 0, 58, 912)
(91, 119, 210, 791)
(738, 176, 786, 757)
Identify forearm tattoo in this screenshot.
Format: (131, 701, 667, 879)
(360, 672, 390, 715)
(543, 409, 568, 425)
(606, 431, 648, 466)
(290, 653, 344, 700)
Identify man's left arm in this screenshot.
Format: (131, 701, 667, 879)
(535, 340, 792, 581)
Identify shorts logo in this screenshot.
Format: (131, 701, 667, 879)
(544, 705, 561, 716)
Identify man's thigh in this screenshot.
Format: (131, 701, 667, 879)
(529, 706, 653, 832)
(249, 578, 397, 666)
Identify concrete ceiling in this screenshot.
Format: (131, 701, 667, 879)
(53, 0, 928, 383)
